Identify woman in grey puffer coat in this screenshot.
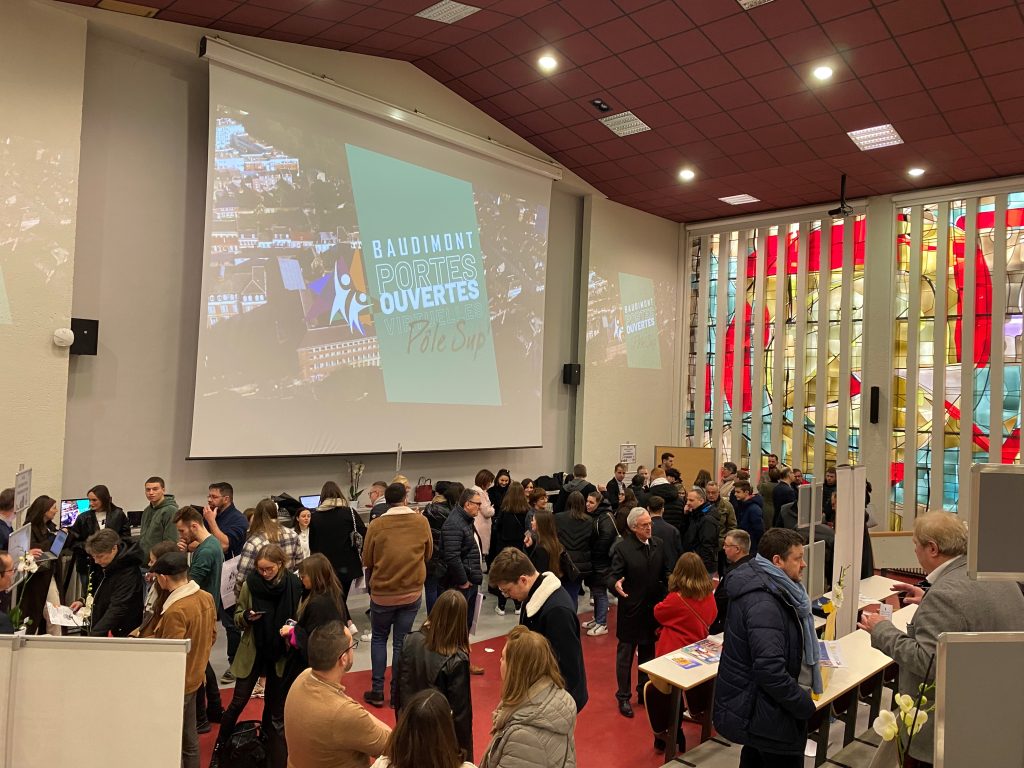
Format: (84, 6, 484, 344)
(481, 626, 577, 768)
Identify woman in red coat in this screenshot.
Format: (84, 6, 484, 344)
(654, 552, 718, 656)
(649, 553, 718, 753)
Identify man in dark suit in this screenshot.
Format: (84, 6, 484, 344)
(859, 512, 1024, 767)
(0, 551, 17, 633)
(647, 496, 681, 572)
(604, 463, 628, 509)
(608, 508, 668, 718)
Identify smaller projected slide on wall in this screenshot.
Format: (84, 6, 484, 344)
(586, 270, 671, 370)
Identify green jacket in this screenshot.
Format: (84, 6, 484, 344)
(140, 494, 179, 558)
(189, 535, 224, 611)
(230, 583, 287, 680)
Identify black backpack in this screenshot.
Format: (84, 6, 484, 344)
(221, 721, 267, 768)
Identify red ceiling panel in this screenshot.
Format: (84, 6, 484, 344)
(58, 0, 1024, 222)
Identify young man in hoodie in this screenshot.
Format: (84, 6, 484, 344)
(489, 547, 589, 712)
(148, 552, 217, 768)
(553, 464, 596, 515)
(140, 477, 179, 589)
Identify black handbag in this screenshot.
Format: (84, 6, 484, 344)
(222, 721, 267, 768)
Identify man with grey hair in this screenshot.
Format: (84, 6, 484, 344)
(72, 528, 144, 637)
(285, 621, 391, 767)
(859, 512, 1024, 767)
(710, 529, 754, 634)
(608, 507, 668, 718)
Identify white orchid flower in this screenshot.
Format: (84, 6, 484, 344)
(902, 707, 928, 736)
(872, 710, 899, 741)
(894, 693, 916, 713)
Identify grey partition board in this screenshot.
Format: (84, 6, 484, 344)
(968, 464, 1024, 580)
(935, 632, 1024, 768)
(800, 538, 826, 600)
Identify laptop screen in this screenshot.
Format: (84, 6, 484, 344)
(299, 495, 320, 509)
(49, 529, 69, 557)
(60, 499, 90, 528)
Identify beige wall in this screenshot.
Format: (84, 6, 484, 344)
(0, 1, 86, 499)
(62, 20, 584, 510)
(576, 197, 682, 481)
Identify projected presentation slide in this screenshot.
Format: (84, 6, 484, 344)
(585, 270, 674, 370)
(190, 67, 552, 458)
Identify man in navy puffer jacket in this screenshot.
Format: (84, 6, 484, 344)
(713, 528, 815, 767)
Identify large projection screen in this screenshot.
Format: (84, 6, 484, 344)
(190, 60, 553, 458)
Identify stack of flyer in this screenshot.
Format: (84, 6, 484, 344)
(670, 638, 724, 669)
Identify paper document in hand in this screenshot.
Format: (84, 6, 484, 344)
(680, 638, 723, 665)
(818, 640, 846, 668)
(46, 604, 85, 628)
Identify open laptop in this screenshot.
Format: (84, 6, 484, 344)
(35, 529, 68, 563)
(7, 524, 30, 585)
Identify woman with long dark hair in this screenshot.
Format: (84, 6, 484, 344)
(395, 590, 473, 760)
(554, 491, 595, 607)
(493, 482, 529, 615)
(20, 495, 60, 634)
(293, 508, 311, 560)
(68, 484, 131, 590)
(487, 469, 512, 513)
(211, 544, 302, 768)
(372, 689, 475, 768)
(281, 553, 350, 682)
(526, 510, 564, 579)
(308, 480, 366, 599)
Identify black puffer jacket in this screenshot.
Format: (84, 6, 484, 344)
(554, 511, 596, 580)
(648, 482, 686, 534)
(588, 501, 619, 585)
(440, 506, 483, 587)
(713, 561, 815, 755)
(422, 500, 451, 581)
(683, 503, 721, 575)
(89, 540, 145, 637)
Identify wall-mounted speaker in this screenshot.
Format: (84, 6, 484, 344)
(562, 363, 580, 386)
(869, 386, 880, 424)
(70, 318, 99, 356)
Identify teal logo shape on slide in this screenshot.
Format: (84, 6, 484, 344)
(346, 145, 501, 405)
(618, 272, 660, 370)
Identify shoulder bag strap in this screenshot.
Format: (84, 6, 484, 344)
(678, 594, 710, 634)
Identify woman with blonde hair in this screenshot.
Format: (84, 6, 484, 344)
(395, 589, 473, 759)
(480, 626, 577, 768)
(234, 498, 303, 602)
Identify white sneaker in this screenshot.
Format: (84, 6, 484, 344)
(589, 598, 595, 606)
(582, 619, 598, 629)
(494, 605, 505, 616)
(348, 621, 359, 635)
(587, 624, 608, 636)
(361, 630, 372, 642)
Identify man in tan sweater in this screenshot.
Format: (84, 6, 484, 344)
(149, 552, 217, 768)
(360, 482, 432, 708)
(285, 621, 391, 768)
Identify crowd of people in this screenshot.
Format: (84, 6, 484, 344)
(0, 452, 1019, 768)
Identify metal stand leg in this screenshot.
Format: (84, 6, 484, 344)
(664, 687, 682, 763)
(814, 711, 831, 768)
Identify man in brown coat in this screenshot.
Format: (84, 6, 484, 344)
(149, 552, 217, 768)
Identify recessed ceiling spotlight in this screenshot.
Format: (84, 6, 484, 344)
(679, 169, 696, 181)
(908, 167, 926, 177)
(813, 65, 833, 81)
(538, 54, 558, 73)
(590, 98, 612, 113)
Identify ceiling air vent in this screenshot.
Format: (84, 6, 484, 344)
(599, 111, 651, 137)
(416, 1, 482, 24)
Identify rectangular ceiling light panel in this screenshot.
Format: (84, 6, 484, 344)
(97, 0, 159, 16)
(847, 123, 904, 151)
(416, 0, 482, 24)
(737, 0, 775, 8)
(719, 194, 761, 205)
(599, 111, 651, 137)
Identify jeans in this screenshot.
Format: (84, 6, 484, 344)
(615, 639, 655, 702)
(216, 667, 286, 749)
(591, 584, 609, 626)
(195, 663, 223, 723)
(424, 576, 442, 615)
(457, 585, 478, 632)
(738, 745, 804, 767)
(219, 603, 241, 664)
(369, 597, 421, 695)
(182, 691, 199, 768)
(562, 577, 581, 608)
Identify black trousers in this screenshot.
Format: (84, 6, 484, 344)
(195, 662, 223, 721)
(739, 745, 803, 767)
(615, 639, 655, 702)
(216, 667, 287, 749)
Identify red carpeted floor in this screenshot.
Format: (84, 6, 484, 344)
(199, 606, 700, 767)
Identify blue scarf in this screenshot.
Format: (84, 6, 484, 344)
(752, 554, 823, 694)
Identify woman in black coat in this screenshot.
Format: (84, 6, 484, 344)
(20, 495, 61, 634)
(69, 484, 131, 591)
(395, 590, 473, 760)
(308, 481, 366, 599)
(493, 482, 530, 613)
(554, 491, 596, 608)
(281, 554, 349, 684)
